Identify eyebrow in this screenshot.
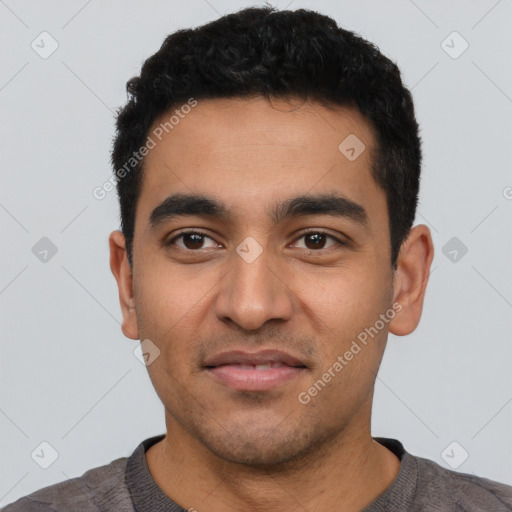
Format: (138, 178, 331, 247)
(148, 192, 369, 228)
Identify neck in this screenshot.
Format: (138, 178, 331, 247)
(146, 404, 401, 512)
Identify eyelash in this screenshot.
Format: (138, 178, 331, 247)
(164, 229, 346, 252)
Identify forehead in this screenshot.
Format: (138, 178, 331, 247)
(136, 96, 386, 227)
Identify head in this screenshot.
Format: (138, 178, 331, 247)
(110, 7, 433, 467)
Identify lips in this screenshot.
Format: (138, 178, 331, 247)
(203, 349, 307, 391)
(203, 349, 307, 369)
(226, 362, 287, 370)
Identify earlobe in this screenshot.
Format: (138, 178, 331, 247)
(109, 230, 140, 340)
(389, 224, 434, 337)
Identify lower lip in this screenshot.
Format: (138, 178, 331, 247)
(206, 364, 305, 391)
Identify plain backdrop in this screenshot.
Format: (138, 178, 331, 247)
(1, 0, 511, 506)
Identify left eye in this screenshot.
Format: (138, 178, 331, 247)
(166, 230, 342, 251)
(291, 231, 341, 251)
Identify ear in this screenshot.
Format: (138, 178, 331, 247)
(109, 230, 139, 340)
(389, 224, 434, 336)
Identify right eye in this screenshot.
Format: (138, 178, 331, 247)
(165, 230, 222, 251)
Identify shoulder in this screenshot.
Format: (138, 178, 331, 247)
(413, 453, 512, 511)
(2, 456, 131, 512)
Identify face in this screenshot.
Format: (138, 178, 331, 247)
(117, 96, 406, 466)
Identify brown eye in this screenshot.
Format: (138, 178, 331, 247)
(293, 231, 342, 251)
(304, 233, 328, 250)
(166, 231, 219, 250)
(181, 233, 206, 250)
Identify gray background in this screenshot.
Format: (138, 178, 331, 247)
(1, 0, 511, 506)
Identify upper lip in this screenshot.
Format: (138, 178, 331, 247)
(204, 349, 307, 368)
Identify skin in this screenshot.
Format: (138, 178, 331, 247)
(110, 96, 434, 512)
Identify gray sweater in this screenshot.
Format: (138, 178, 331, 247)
(3, 435, 512, 511)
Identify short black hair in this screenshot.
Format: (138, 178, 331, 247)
(112, 6, 421, 269)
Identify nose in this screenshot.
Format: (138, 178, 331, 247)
(214, 244, 294, 331)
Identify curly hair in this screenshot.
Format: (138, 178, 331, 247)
(111, 6, 422, 269)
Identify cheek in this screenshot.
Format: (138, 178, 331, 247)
(134, 256, 218, 334)
(293, 267, 392, 385)
(296, 264, 389, 328)
(133, 260, 222, 383)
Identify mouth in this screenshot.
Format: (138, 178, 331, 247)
(203, 350, 307, 391)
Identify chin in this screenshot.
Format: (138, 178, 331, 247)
(197, 422, 327, 468)
(207, 439, 302, 467)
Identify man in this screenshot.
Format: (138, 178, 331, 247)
(4, 6, 512, 512)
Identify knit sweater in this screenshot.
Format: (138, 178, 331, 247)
(3, 434, 512, 511)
